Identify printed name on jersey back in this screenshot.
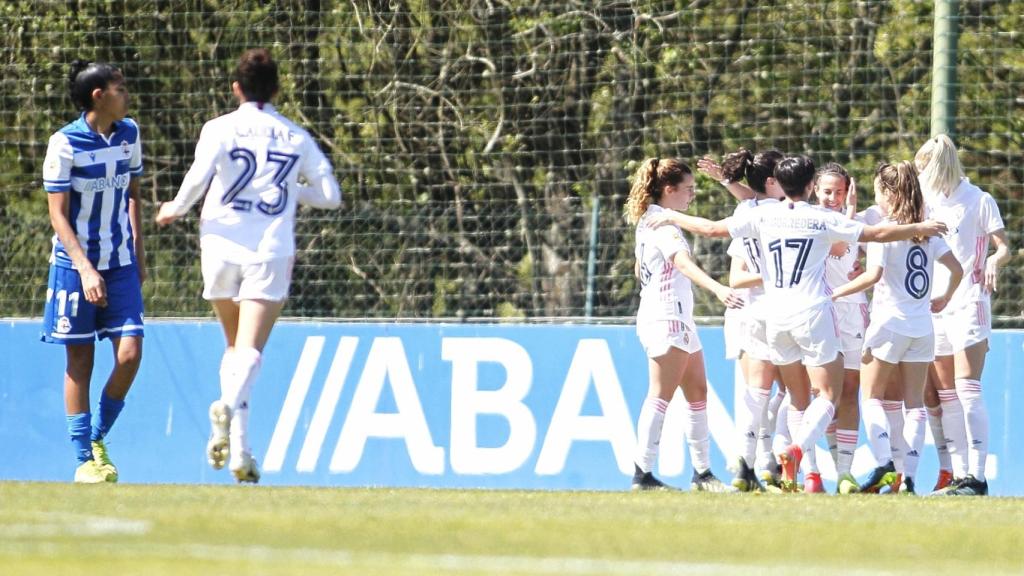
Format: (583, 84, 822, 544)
(234, 125, 300, 142)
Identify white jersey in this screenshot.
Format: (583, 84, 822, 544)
(824, 236, 867, 305)
(725, 197, 779, 321)
(635, 205, 694, 324)
(164, 102, 341, 264)
(866, 230, 951, 337)
(924, 178, 1004, 305)
(726, 201, 864, 325)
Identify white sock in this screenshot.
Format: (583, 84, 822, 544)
(903, 407, 927, 481)
(686, 400, 710, 473)
(825, 420, 838, 469)
(862, 398, 892, 466)
(634, 397, 669, 473)
(956, 379, 988, 482)
(835, 428, 858, 476)
(772, 394, 793, 456)
(229, 401, 250, 469)
(927, 405, 952, 471)
(794, 397, 836, 456)
(737, 388, 770, 467)
(801, 436, 819, 475)
(937, 389, 969, 478)
(220, 347, 262, 411)
(756, 391, 778, 472)
(883, 400, 906, 474)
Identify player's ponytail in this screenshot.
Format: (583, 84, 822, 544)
(722, 148, 783, 194)
(914, 134, 965, 198)
(68, 60, 121, 111)
(625, 158, 692, 225)
(877, 161, 925, 243)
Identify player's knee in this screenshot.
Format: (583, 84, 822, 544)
(116, 341, 143, 369)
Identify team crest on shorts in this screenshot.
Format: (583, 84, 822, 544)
(57, 316, 72, 334)
(683, 332, 690, 345)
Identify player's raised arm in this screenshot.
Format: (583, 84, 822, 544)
(859, 219, 947, 243)
(647, 210, 733, 238)
(698, 154, 755, 202)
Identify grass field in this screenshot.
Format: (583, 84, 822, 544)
(1, 482, 1022, 575)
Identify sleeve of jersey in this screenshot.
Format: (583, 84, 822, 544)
(724, 213, 755, 239)
(828, 214, 865, 245)
(865, 241, 884, 270)
(163, 124, 220, 216)
(129, 124, 144, 175)
(931, 236, 952, 259)
(297, 139, 342, 209)
(42, 133, 73, 193)
(979, 193, 1005, 234)
(726, 238, 744, 259)
(654, 226, 690, 261)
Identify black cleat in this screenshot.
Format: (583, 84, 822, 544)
(899, 476, 916, 495)
(859, 461, 898, 494)
(631, 464, 674, 491)
(929, 475, 967, 496)
(691, 468, 737, 493)
(730, 458, 764, 493)
(944, 474, 988, 496)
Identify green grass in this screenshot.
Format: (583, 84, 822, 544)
(1, 482, 1022, 575)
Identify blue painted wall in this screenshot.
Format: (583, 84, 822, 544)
(2, 320, 1021, 494)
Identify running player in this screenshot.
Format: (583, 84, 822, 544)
(156, 48, 342, 483)
(830, 161, 962, 495)
(626, 158, 743, 492)
(915, 135, 1010, 496)
(649, 155, 947, 491)
(815, 162, 866, 493)
(42, 60, 147, 483)
(703, 148, 787, 491)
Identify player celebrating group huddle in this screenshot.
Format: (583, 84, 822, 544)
(649, 155, 947, 491)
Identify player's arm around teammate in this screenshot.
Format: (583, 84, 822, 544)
(42, 61, 146, 483)
(156, 48, 341, 483)
(625, 158, 742, 492)
(914, 135, 1010, 496)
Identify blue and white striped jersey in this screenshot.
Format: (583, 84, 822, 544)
(42, 114, 143, 270)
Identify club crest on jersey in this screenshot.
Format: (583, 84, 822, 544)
(121, 140, 131, 156)
(89, 152, 96, 162)
(57, 316, 71, 334)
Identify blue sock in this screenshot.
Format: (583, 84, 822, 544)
(67, 413, 93, 464)
(91, 393, 126, 442)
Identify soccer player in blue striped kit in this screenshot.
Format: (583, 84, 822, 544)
(41, 61, 147, 483)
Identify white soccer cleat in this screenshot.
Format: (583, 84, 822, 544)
(230, 452, 261, 484)
(207, 400, 232, 470)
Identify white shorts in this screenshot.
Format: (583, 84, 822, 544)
(864, 324, 935, 364)
(834, 301, 868, 370)
(637, 320, 702, 358)
(739, 316, 772, 362)
(202, 253, 294, 302)
(724, 313, 742, 360)
(767, 303, 841, 367)
(933, 299, 991, 356)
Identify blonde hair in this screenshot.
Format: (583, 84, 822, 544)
(876, 161, 926, 243)
(914, 134, 965, 197)
(624, 158, 692, 224)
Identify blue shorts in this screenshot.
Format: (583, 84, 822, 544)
(41, 264, 145, 345)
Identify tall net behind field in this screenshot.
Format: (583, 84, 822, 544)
(2, 1, 1021, 322)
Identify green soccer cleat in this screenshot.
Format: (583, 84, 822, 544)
(837, 472, 859, 494)
(230, 452, 261, 484)
(74, 459, 109, 484)
(207, 400, 232, 470)
(859, 461, 898, 494)
(91, 439, 118, 483)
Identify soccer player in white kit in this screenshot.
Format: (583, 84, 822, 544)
(914, 135, 1010, 496)
(156, 49, 342, 483)
(649, 155, 947, 491)
(626, 158, 743, 492)
(815, 162, 867, 493)
(830, 161, 963, 495)
(704, 148, 789, 491)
